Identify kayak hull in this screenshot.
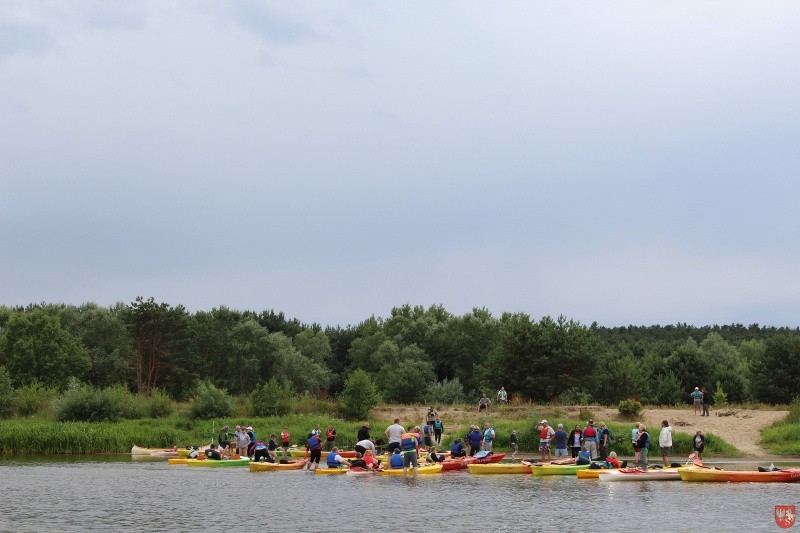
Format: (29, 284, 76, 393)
(315, 467, 348, 475)
(187, 458, 251, 468)
(248, 459, 308, 472)
(379, 464, 443, 476)
(531, 464, 590, 476)
(467, 463, 530, 475)
(680, 467, 800, 482)
(599, 468, 680, 481)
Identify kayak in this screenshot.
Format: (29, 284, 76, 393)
(187, 458, 251, 468)
(249, 459, 307, 472)
(168, 458, 189, 465)
(379, 464, 443, 476)
(315, 467, 348, 475)
(131, 445, 163, 455)
(599, 468, 680, 481)
(346, 467, 377, 477)
(150, 449, 179, 458)
(576, 468, 618, 479)
(679, 466, 800, 483)
(531, 463, 590, 476)
(467, 463, 530, 475)
(441, 453, 506, 471)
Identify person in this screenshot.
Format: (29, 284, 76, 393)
(348, 452, 367, 469)
(582, 420, 598, 460)
(363, 449, 382, 471)
(482, 422, 496, 452)
(659, 420, 672, 467)
(433, 417, 444, 446)
(205, 444, 223, 460)
(569, 424, 583, 458)
(496, 387, 508, 404)
(635, 424, 650, 471)
(509, 430, 519, 461)
(253, 440, 272, 462)
(598, 422, 610, 461)
(326, 447, 345, 468)
(389, 448, 404, 469)
(354, 438, 376, 456)
(450, 438, 466, 458)
(187, 446, 200, 459)
(693, 430, 705, 461)
(246, 426, 256, 457)
(467, 425, 483, 456)
(218, 425, 231, 449)
(311, 424, 322, 438)
(400, 428, 421, 477)
(267, 434, 279, 461)
(306, 432, 322, 471)
(477, 393, 491, 413)
(538, 420, 555, 461)
(631, 423, 641, 464)
(605, 451, 621, 469)
(384, 419, 405, 454)
(357, 422, 371, 442)
(702, 387, 710, 416)
(423, 422, 433, 451)
(554, 424, 568, 458)
(427, 446, 445, 463)
(426, 406, 438, 427)
(280, 425, 291, 457)
(691, 387, 703, 415)
(235, 426, 250, 456)
(325, 426, 337, 451)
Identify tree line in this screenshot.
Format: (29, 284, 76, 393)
(1, 299, 798, 406)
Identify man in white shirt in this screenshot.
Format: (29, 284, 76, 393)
(385, 418, 406, 454)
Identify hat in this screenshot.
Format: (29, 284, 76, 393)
(223, 425, 229, 431)
(540, 420, 547, 424)
(695, 387, 699, 390)
(511, 430, 518, 435)
(246, 426, 253, 431)
(557, 424, 563, 428)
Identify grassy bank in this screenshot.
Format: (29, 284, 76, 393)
(0, 410, 739, 457)
(760, 399, 800, 455)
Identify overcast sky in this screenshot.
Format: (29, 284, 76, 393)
(2, 1, 800, 328)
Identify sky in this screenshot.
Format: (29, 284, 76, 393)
(2, 1, 800, 328)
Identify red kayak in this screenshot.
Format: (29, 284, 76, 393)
(442, 453, 506, 471)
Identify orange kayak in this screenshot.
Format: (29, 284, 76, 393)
(249, 459, 308, 472)
(680, 466, 800, 482)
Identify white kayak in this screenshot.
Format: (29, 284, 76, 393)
(599, 468, 680, 481)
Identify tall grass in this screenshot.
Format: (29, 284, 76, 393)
(761, 398, 800, 455)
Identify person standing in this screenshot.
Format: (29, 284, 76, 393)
(631, 423, 641, 465)
(482, 422, 496, 452)
(538, 420, 555, 462)
(581, 420, 598, 460)
(426, 406, 438, 427)
(235, 426, 249, 457)
(467, 425, 483, 456)
(357, 422, 371, 442)
(597, 422, 610, 461)
(659, 420, 673, 467)
(422, 422, 433, 451)
(433, 417, 444, 446)
(554, 424, 568, 458)
(496, 387, 508, 404)
(325, 426, 337, 451)
(401, 427, 422, 477)
(384, 418, 405, 454)
(280, 425, 291, 458)
(509, 430, 519, 461)
(693, 430, 705, 461)
(635, 424, 650, 471)
(701, 387, 710, 416)
(218, 425, 232, 450)
(246, 426, 256, 457)
(311, 424, 322, 438)
(569, 424, 583, 458)
(691, 387, 702, 415)
(305, 432, 322, 471)
(477, 393, 491, 413)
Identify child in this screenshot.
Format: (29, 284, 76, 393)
(510, 430, 519, 462)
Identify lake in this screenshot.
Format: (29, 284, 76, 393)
(1, 456, 798, 532)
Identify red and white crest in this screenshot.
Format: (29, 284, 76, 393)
(775, 506, 796, 529)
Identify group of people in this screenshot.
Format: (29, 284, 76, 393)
(476, 387, 510, 413)
(691, 386, 711, 416)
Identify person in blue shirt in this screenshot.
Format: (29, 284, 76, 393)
(326, 447, 345, 468)
(389, 448, 404, 469)
(450, 438, 466, 458)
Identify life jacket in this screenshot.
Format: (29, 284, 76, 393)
(281, 430, 290, 443)
(451, 441, 464, 454)
(540, 426, 552, 439)
(583, 426, 597, 440)
(468, 430, 482, 446)
(400, 433, 418, 452)
(434, 421, 443, 430)
(642, 431, 650, 449)
(326, 428, 335, 440)
(390, 453, 404, 469)
(307, 435, 321, 450)
(326, 451, 342, 467)
(484, 428, 495, 443)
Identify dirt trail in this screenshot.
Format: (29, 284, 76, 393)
(371, 404, 789, 457)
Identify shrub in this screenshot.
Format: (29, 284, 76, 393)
(618, 399, 643, 419)
(250, 378, 292, 417)
(714, 381, 728, 408)
(338, 370, 380, 420)
(424, 378, 466, 405)
(0, 366, 12, 418)
(13, 382, 59, 417)
(187, 382, 233, 420)
(55, 383, 144, 422)
(146, 389, 175, 418)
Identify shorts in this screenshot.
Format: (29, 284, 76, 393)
(403, 451, 419, 468)
(387, 442, 400, 454)
(479, 404, 488, 411)
(310, 449, 321, 464)
(693, 398, 702, 407)
(661, 446, 671, 457)
(554, 448, 568, 457)
(510, 443, 518, 453)
(482, 442, 493, 452)
(354, 445, 367, 455)
(539, 440, 551, 452)
(424, 436, 432, 446)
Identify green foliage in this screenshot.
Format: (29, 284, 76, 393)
(618, 399, 643, 419)
(0, 310, 90, 389)
(250, 378, 292, 417)
(760, 397, 800, 455)
(376, 358, 436, 403)
(0, 366, 13, 418)
(13, 382, 59, 417)
(714, 381, 728, 407)
(750, 335, 800, 403)
(146, 389, 175, 418)
(425, 378, 467, 405)
(338, 369, 379, 420)
(187, 382, 233, 420)
(56, 384, 144, 422)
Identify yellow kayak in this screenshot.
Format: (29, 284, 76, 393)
(467, 463, 530, 475)
(315, 467, 348, 475)
(379, 464, 443, 476)
(576, 468, 618, 479)
(168, 458, 189, 465)
(249, 459, 307, 472)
